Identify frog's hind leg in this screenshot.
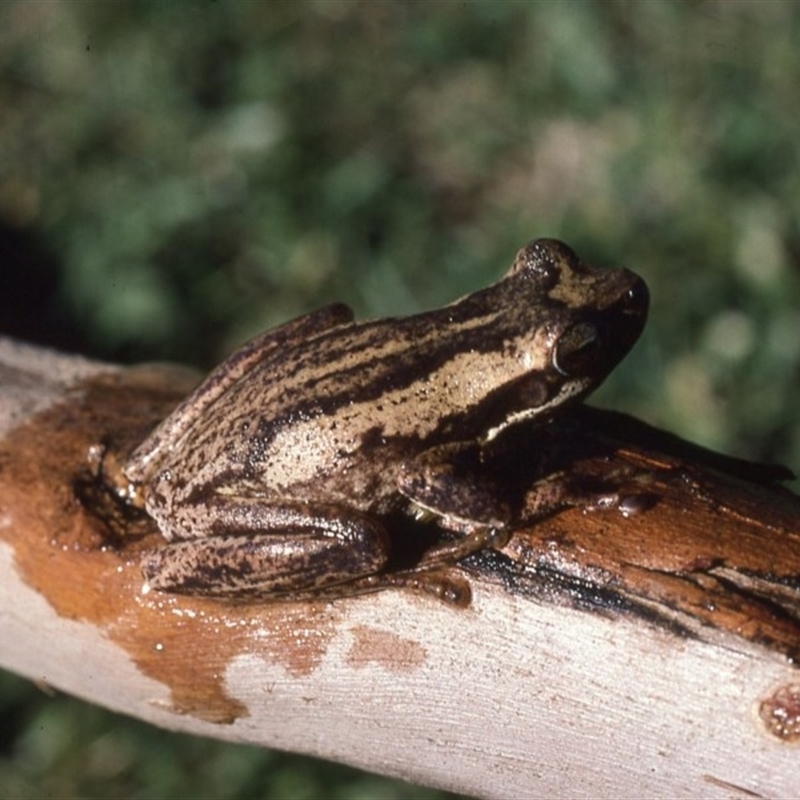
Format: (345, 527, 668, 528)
(140, 500, 388, 598)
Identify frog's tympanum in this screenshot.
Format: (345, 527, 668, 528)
(123, 239, 648, 602)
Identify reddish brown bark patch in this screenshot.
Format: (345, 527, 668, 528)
(346, 625, 427, 672)
(0, 366, 341, 724)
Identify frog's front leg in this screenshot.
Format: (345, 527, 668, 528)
(396, 436, 587, 567)
(400, 442, 513, 530)
(141, 501, 389, 598)
(399, 435, 629, 569)
(396, 441, 515, 569)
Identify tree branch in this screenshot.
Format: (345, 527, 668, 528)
(1, 335, 799, 798)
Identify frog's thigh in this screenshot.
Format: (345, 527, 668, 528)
(143, 501, 389, 597)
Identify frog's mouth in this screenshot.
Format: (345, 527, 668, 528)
(480, 376, 589, 443)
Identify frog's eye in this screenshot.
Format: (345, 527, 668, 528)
(553, 321, 600, 376)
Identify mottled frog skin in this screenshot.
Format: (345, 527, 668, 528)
(123, 239, 648, 601)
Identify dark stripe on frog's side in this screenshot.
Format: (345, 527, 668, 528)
(215, 317, 549, 433)
(257, 293, 617, 402)
(229, 284, 558, 404)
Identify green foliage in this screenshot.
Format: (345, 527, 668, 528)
(1, 1, 799, 797)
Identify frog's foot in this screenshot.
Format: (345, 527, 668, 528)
(223, 567, 475, 607)
(414, 525, 510, 570)
(329, 569, 473, 607)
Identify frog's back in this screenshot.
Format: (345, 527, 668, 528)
(199, 311, 461, 448)
(172, 263, 564, 483)
(160, 314, 451, 507)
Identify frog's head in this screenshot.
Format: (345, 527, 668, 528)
(508, 238, 649, 377)
(470, 238, 649, 441)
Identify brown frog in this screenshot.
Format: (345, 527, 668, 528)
(122, 239, 648, 601)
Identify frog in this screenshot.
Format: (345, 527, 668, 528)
(122, 239, 649, 603)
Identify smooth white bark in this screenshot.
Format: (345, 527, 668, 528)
(0, 336, 798, 799)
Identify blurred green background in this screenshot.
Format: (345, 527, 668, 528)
(1, 1, 798, 797)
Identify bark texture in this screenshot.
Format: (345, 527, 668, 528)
(1, 335, 799, 799)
